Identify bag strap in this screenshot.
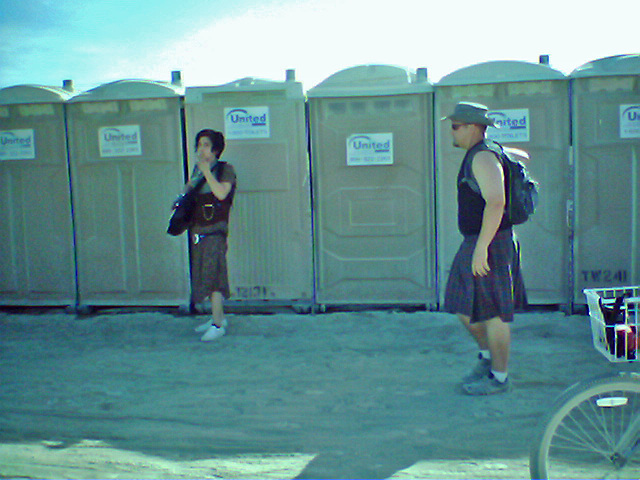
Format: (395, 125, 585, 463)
(460, 140, 504, 194)
(186, 174, 207, 195)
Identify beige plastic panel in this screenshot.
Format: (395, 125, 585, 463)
(184, 80, 313, 304)
(309, 92, 436, 306)
(571, 73, 640, 302)
(0, 100, 76, 305)
(435, 79, 571, 305)
(66, 90, 189, 306)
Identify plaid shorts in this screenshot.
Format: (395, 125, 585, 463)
(444, 229, 527, 323)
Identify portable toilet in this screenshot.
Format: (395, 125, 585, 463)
(571, 54, 640, 304)
(65, 78, 188, 307)
(184, 71, 313, 311)
(435, 59, 570, 307)
(307, 65, 436, 308)
(0, 84, 76, 306)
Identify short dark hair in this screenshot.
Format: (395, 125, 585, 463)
(195, 129, 225, 159)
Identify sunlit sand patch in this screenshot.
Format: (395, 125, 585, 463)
(389, 457, 530, 479)
(0, 439, 316, 479)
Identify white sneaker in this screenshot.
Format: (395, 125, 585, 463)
(201, 325, 225, 342)
(195, 318, 228, 333)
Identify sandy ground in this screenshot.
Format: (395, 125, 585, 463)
(0, 307, 634, 479)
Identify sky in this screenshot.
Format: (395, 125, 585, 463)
(1, 0, 638, 93)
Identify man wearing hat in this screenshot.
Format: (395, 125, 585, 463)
(442, 102, 527, 395)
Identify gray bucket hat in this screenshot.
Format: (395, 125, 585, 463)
(441, 101, 496, 127)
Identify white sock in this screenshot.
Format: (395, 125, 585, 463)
(491, 370, 508, 383)
(479, 350, 491, 360)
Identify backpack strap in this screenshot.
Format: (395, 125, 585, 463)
(460, 140, 504, 195)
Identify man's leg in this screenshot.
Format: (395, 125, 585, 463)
(485, 316, 510, 374)
(462, 316, 511, 395)
(457, 314, 492, 383)
(457, 314, 488, 350)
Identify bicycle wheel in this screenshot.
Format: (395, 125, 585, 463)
(530, 372, 640, 479)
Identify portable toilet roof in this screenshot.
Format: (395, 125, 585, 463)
(437, 60, 566, 86)
(0, 84, 74, 104)
(307, 64, 432, 97)
(186, 73, 303, 102)
(68, 79, 183, 103)
(570, 54, 640, 78)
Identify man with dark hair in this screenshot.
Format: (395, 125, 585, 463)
(442, 102, 527, 395)
(187, 129, 236, 342)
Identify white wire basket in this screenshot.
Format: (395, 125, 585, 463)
(584, 286, 640, 363)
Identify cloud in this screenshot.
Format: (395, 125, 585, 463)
(142, 0, 459, 88)
(142, 0, 575, 88)
(1, 0, 636, 91)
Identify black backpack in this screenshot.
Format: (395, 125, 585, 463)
(462, 140, 539, 225)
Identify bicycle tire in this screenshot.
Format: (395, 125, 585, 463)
(530, 372, 640, 479)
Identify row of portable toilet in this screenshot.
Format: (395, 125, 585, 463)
(0, 54, 638, 311)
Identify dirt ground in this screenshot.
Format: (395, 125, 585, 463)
(0, 307, 634, 479)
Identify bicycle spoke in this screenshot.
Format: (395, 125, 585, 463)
(551, 403, 616, 458)
(531, 375, 640, 479)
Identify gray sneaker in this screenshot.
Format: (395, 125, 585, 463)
(462, 356, 492, 383)
(463, 374, 510, 396)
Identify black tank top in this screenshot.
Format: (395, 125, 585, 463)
(457, 140, 511, 236)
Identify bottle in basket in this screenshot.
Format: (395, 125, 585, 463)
(614, 324, 637, 359)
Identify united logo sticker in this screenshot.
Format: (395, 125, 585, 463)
(224, 107, 270, 139)
(98, 125, 142, 157)
(0, 129, 36, 160)
(620, 105, 640, 139)
(487, 109, 530, 143)
(346, 133, 393, 166)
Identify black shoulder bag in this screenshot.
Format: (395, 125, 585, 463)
(167, 175, 206, 236)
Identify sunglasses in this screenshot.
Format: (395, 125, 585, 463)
(451, 124, 465, 131)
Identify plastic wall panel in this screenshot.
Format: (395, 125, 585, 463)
(309, 92, 436, 305)
(185, 81, 313, 306)
(435, 78, 571, 305)
(0, 99, 76, 306)
(66, 91, 189, 306)
(572, 75, 640, 302)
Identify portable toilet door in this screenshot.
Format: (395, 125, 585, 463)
(307, 65, 436, 308)
(571, 54, 640, 304)
(0, 84, 76, 306)
(435, 59, 570, 307)
(65, 79, 189, 307)
(184, 72, 313, 311)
